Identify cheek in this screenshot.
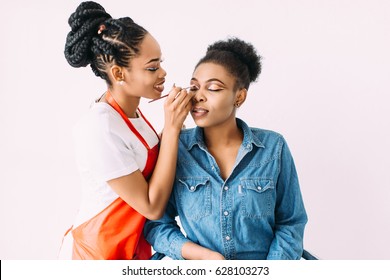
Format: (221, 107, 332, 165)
(217, 97, 235, 110)
(213, 100, 235, 116)
(130, 73, 154, 88)
(140, 75, 156, 86)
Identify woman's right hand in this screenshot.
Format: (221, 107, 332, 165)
(108, 86, 194, 220)
(202, 250, 226, 260)
(163, 85, 194, 133)
(182, 241, 226, 260)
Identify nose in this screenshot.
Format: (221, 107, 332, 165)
(159, 66, 167, 78)
(192, 89, 205, 104)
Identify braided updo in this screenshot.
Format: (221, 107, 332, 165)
(195, 37, 262, 90)
(64, 1, 147, 85)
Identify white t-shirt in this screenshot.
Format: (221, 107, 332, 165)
(58, 102, 159, 259)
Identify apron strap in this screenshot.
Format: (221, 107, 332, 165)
(105, 91, 159, 150)
(137, 108, 159, 139)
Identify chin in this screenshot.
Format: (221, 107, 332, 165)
(193, 119, 208, 128)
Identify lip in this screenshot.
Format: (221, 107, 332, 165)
(154, 80, 165, 93)
(191, 106, 209, 118)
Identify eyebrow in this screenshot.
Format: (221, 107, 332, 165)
(191, 77, 226, 85)
(145, 58, 161, 64)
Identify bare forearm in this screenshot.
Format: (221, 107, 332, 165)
(144, 87, 194, 218)
(107, 87, 193, 220)
(146, 129, 180, 218)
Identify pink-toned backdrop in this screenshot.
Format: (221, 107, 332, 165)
(1, 0, 389, 259)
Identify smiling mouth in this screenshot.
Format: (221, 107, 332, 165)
(154, 81, 165, 92)
(192, 107, 209, 117)
(192, 108, 208, 113)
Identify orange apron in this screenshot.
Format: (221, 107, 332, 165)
(69, 91, 159, 260)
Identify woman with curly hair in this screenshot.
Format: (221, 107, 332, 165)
(145, 37, 308, 260)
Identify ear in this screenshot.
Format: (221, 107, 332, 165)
(235, 88, 247, 107)
(110, 65, 125, 82)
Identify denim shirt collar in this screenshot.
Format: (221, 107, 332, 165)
(184, 118, 265, 151)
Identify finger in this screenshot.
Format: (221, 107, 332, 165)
(173, 87, 196, 107)
(175, 95, 193, 117)
(170, 88, 188, 104)
(165, 85, 182, 103)
(179, 89, 196, 107)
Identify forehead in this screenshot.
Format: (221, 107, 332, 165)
(136, 33, 162, 62)
(193, 63, 233, 82)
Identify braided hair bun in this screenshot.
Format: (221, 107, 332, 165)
(64, 1, 111, 68)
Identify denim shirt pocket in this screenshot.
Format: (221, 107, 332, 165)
(177, 177, 212, 221)
(239, 178, 274, 219)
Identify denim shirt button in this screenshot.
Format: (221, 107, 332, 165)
(190, 186, 195, 191)
(225, 236, 231, 241)
(224, 211, 229, 216)
(224, 186, 229, 191)
(257, 186, 262, 190)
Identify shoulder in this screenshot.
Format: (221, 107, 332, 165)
(238, 118, 285, 147)
(73, 102, 123, 140)
(247, 126, 288, 154)
(250, 127, 284, 142)
(249, 127, 297, 161)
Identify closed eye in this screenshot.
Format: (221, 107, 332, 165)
(208, 86, 223, 92)
(207, 83, 224, 91)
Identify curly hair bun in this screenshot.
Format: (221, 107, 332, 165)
(64, 1, 112, 68)
(207, 37, 261, 83)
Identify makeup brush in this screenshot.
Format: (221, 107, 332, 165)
(148, 86, 196, 103)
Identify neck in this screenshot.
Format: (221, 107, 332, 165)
(105, 90, 140, 118)
(203, 118, 243, 148)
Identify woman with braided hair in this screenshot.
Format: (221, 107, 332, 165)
(145, 37, 308, 260)
(59, 1, 194, 259)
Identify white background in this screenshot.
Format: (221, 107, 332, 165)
(1, 0, 389, 260)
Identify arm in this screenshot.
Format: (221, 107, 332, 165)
(108, 87, 194, 220)
(182, 242, 225, 260)
(266, 137, 308, 260)
(144, 194, 189, 259)
(144, 193, 225, 260)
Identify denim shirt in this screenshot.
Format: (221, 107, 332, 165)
(144, 118, 308, 260)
